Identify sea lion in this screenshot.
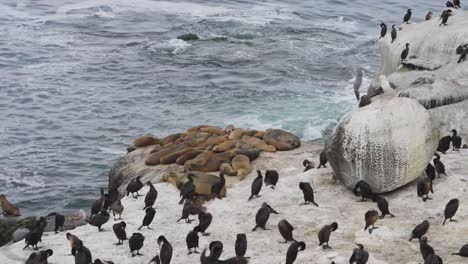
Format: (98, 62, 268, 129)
(213, 140, 239, 152)
(146, 143, 188, 165)
(0, 194, 20, 216)
(235, 234, 247, 257)
(158, 236, 173, 264)
(403, 9, 412, 24)
(161, 171, 227, 197)
(318, 222, 338, 249)
(194, 135, 228, 149)
(231, 148, 260, 161)
(220, 154, 252, 179)
(286, 241, 306, 264)
(229, 128, 247, 140)
(129, 233, 145, 257)
(224, 124, 235, 134)
(278, 219, 296, 243)
(350, 244, 369, 264)
(241, 135, 276, 152)
(249, 170, 263, 200)
(252, 130, 265, 139)
(185, 151, 234, 172)
(113, 221, 127, 245)
(176, 150, 204, 165)
(252, 202, 279, 231)
(187, 125, 212, 133)
(161, 133, 185, 146)
(160, 148, 193, 164)
(133, 135, 160, 148)
(66, 233, 82, 256)
(409, 220, 430, 241)
(199, 126, 225, 135)
(364, 210, 379, 234)
(186, 226, 201, 254)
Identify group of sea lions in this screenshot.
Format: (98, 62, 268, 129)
(129, 125, 300, 179)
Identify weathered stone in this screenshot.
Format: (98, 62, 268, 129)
(326, 97, 439, 193)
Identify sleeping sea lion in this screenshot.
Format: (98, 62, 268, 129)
(162, 172, 226, 197)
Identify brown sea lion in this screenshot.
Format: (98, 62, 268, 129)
(145, 143, 187, 166)
(161, 133, 185, 146)
(220, 154, 252, 179)
(229, 128, 247, 140)
(187, 125, 211, 133)
(231, 148, 260, 161)
(224, 124, 235, 134)
(194, 135, 228, 149)
(213, 140, 239, 153)
(176, 150, 204, 165)
(160, 148, 193, 165)
(200, 126, 225, 135)
(0, 194, 20, 216)
(220, 163, 237, 176)
(241, 135, 276, 152)
(183, 132, 211, 147)
(185, 151, 234, 172)
(66, 233, 82, 256)
(133, 135, 160, 148)
(150, 144, 163, 153)
(162, 172, 226, 197)
(252, 131, 265, 139)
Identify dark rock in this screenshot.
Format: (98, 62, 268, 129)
(177, 34, 200, 41)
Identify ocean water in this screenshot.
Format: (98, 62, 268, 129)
(0, 0, 443, 216)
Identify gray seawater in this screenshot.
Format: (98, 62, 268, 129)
(0, 0, 443, 216)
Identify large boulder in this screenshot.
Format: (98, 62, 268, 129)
(263, 129, 301, 151)
(326, 97, 439, 193)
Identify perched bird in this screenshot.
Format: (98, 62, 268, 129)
(235, 234, 247, 257)
(208, 241, 224, 260)
(443, 198, 459, 225)
(197, 210, 213, 236)
(129, 233, 145, 257)
(211, 172, 225, 199)
(447, 1, 455, 7)
(425, 12, 433, 21)
(264, 170, 279, 189)
(177, 199, 195, 223)
(144, 181, 158, 209)
(420, 236, 435, 261)
(252, 202, 279, 231)
(126, 175, 144, 198)
(179, 173, 197, 204)
(409, 220, 430, 241)
(158, 236, 173, 264)
(354, 67, 364, 101)
(437, 135, 452, 153)
(454, 0, 461, 8)
(110, 197, 124, 220)
(391, 25, 397, 43)
(25, 249, 53, 264)
(452, 244, 468, 256)
(248, 170, 263, 200)
(286, 241, 306, 264)
(364, 210, 379, 234)
(88, 209, 110, 231)
(138, 207, 156, 230)
(401, 43, 410, 62)
(372, 195, 395, 218)
(425, 253, 443, 264)
(451, 129, 462, 150)
(47, 212, 65, 234)
(379, 23, 387, 39)
(302, 159, 314, 172)
(440, 9, 452, 26)
(24, 218, 47, 250)
(456, 44, 467, 54)
(317, 150, 328, 168)
(458, 46, 468, 63)
(74, 241, 92, 264)
(433, 153, 446, 177)
(94, 259, 115, 264)
(426, 163, 436, 181)
(350, 244, 369, 264)
(148, 255, 161, 264)
(353, 181, 374, 201)
(299, 182, 318, 206)
(318, 222, 338, 249)
(278, 219, 296, 243)
(417, 178, 433, 202)
(186, 226, 201, 254)
(403, 9, 412, 24)
(91, 187, 106, 217)
(112, 221, 127, 245)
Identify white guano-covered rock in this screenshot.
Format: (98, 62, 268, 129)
(326, 97, 439, 193)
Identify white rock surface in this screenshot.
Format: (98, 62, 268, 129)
(326, 97, 439, 193)
(1, 149, 468, 264)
